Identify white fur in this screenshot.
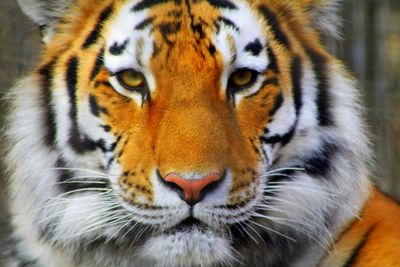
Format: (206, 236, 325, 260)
(139, 227, 234, 267)
(309, 0, 343, 39)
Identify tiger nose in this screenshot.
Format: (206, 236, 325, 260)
(161, 172, 224, 206)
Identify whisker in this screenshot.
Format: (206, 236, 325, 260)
(262, 186, 336, 198)
(229, 217, 259, 244)
(247, 220, 296, 242)
(49, 187, 113, 200)
(263, 167, 305, 175)
(47, 167, 108, 176)
(38, 202, 122, 225)
(120, 220, 142, 241)
(250, 210, 332, 250)
(56, 181, 109, 186)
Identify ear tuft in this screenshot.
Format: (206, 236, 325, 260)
(306, 0, 342, 38)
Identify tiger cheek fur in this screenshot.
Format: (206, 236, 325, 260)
(5, 0, 400, 267)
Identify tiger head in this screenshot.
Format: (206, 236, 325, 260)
(8, 0, 371, 266)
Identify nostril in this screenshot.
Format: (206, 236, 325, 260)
(157, 170, 225, 206)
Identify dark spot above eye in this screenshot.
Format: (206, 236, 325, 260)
(244, 39, 263, 56)
(109, 39, 129, 55)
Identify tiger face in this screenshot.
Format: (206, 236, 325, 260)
(95, 0, 273, 215)
(7, 0, 371, 266)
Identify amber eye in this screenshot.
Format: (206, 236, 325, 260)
(116, 69, 146, 91)
(228, 68, 258, 95)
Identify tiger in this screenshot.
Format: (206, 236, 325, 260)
(3, 0, 400, 266)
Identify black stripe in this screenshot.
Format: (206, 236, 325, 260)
(101, 125, 111, 132)
(82, 4, 113, 48)
(343, 224, 377, 267)
(244, 78, 279, 99)
(258, 5, 290, 48)
(260, 55, 302, 146)
(208, 43, 216, 55)
(190, 22, 206, 39)
(158, 22, 182, 45)
(159, 22, 181, 35)
(135, 17, 155, 30)
(269, 91, 283, 117)
(90, 48, 104, 80)
(244, 39, 263, 56)
(94, 80, 113, 88)
(109, 135, 123, 152)
(38, 60, 57, 147)
(267, 46, 279, 73)
(167, 10, 183, 18)
(263, 141, 338, 180)
(132, 0, 170, 11)
(291, 55, 303, 116)
(66, 56, 98, 153)
(303, 142, 337, 177)
(89, 94, 108, 116)
(207, 0, 237, 9)
(109, 39, 129, 55)
(260, 124, 296, 146)
(305, 48, 334, 126)
(216, 16, 240, 32)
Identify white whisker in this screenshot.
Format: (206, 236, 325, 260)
(248, 220, 296, 242)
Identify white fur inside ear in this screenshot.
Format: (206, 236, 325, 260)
(309, 0, 342, 38)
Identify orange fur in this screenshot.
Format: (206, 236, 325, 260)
(321, 188, 400, 266)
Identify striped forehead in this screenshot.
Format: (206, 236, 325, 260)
(104, 1, 154, 73)
(212, 1, 269, 72)
(104, 0, 269, 79)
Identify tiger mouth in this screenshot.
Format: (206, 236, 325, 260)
(164, 217, 207, 234)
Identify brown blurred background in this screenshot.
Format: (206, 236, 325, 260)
(1, 0, 400, 261)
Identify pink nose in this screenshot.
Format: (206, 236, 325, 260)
(164, 173, 222, 205)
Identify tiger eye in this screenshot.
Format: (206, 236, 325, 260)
(117, 70, 145, 90)
(231, 69, 254, 87)
(229, 69, 257, 88)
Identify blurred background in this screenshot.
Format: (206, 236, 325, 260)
(0, 0, 399, 260)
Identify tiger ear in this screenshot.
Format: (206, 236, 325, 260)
(17, 0, 73, 43)
(302, 0, 342, 38)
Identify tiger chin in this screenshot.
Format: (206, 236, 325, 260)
(3, 0, 400, 266)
